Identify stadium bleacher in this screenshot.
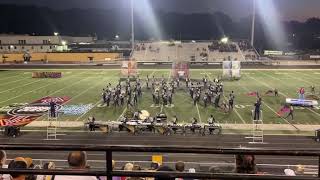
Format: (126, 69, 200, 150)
(0, 53, 121, 64)
(132, 41, 258, 63)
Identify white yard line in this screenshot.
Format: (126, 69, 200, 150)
(281, 73, 320, 118)
(204, 70, 246, 124)
(246, 74, 299, 129)
(78, 70, 157, 122)
(46, 76, 91, 97)
(260, 71, 320, 118)
(0, 72, 85, 104)
(0, 77, 30, 86)
(75, 100, 103, 121)
(286, 73, 312, 86)
(0, 73, 26, 81)
(75, 73, 122, 122)
(259, 71, 310, 125)
(36, 76, 99, 121)
(195, 103, 202, 123)
(0, 79, 43, 94)
(66, 78, 108, 104)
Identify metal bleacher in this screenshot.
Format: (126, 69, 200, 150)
(132, 41, 253, 63)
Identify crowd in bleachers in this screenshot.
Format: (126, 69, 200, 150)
(0, 150, 299, 180)
(207, 42, 237, 52)
(237, 40, 252, 52)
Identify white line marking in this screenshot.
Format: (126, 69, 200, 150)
(75, 100, 102, 121)
(0, 72, 85, 104)
(195, 103, 202, 123)
(76, 70, 157, 122)
(0, 73, 26, 81)
(246, 74, 299, 129)
(264, 71, 320, 118)
(37, 75, 106, 121)
(0, 79, 43, 94)
(0, 77, 30, 86)
(204, 70, 246, 124)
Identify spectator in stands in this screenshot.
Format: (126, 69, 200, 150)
(235, 154, 257, 174)
(127, 165, 144, 180)
(284, 169, 296, 176)
(0, 150, 10, 180)
(155, 166, 174, 180)
(120, 163, 134, 180)
(149, 162, 160, 171)
(0, 150, 7, 168)
(8, 159, 28, 180)
(175, 161, 185, 172)
(54, 151, 97, 180)
(12, 157, 36, 180)
(36, 162, 55, 180)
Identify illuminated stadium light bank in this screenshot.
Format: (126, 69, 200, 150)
(255, 0, 287, 50)
(131, 0, 162, 43)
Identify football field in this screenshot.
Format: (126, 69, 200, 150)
(0, 69, 319, 127)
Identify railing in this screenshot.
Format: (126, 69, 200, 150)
(0, 144, 320, 180)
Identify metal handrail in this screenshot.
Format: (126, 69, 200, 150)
(0, 144, 319, 180)
(1, 144, 320, 156)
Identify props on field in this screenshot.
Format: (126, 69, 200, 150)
(222, 61, 241, 79)
(32, 72, 62, 78)
(286, 98, 318, 107)
(139, 110, 150, 120)
(277, 106, 290, 117)
(121, 60, 137, 76)
(171, 62, 189, 79)
(247, 92, 258, 97)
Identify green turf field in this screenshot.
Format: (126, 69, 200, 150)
(0, 69, 319, 126)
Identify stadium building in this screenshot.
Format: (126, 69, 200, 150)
(0, 34, 94, 53)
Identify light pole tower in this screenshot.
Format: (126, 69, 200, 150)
(250, 0, 256, 47)
(131, 0, 135, 51)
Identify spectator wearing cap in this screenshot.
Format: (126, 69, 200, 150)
(54, 151, 97, 180)
(13, 157, 36, 180)
(8, 159, 28, 180)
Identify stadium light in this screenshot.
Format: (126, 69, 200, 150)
(115, 35, 120, 40)
(220, 37, 229, 44)
(131, 0, 134, 51)
(54, 32, 59, 36)
(255, 1, 287, 50)
(250, 0, 256, 47)
(134, 0, 162, 40)
(61, 41, 67, 46)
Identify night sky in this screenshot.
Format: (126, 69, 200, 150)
(0, 0, 319, 21)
